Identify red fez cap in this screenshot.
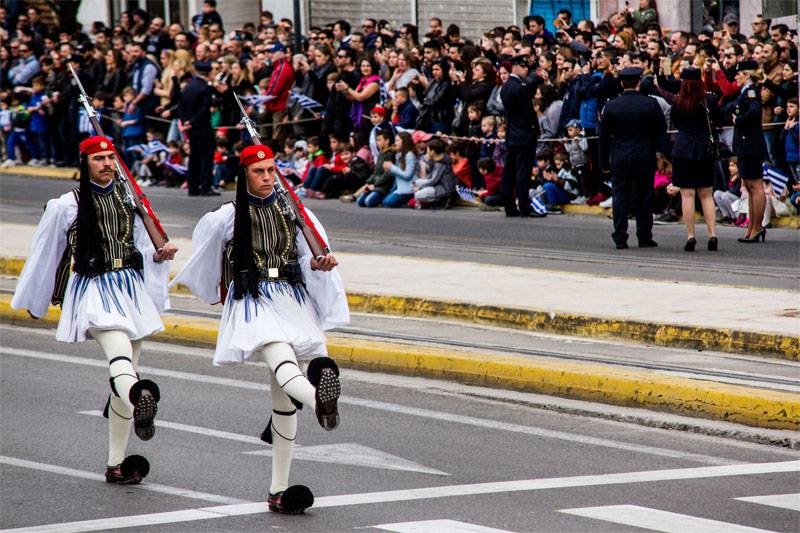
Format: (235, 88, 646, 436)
(79, 135, 115, 155)
(371, 105, 385, 117)
(240, 144, 275, 166)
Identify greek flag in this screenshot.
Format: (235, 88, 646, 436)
(456, 185, 476, 202)
(763, 163, 789, 195)
(379, 79, 390, 104)
(530, 191, 548, 215)
(275, 159, 294, 174)
(289, 93, 323, 110)
(163, 161, 188, 175)
(126, 141, 168, 156)
(242, 94, 275, 107)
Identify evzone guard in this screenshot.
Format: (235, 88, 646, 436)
(12, 136, 178, 484)
(172, 144, 349, 514)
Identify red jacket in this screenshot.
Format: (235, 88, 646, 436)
(263, 57, 294, 113)
(480, 167, 503, 197)
(301, 152, 329, 181)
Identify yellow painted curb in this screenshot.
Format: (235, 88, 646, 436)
(2, 256, 797, 360)
(0, 166, 77, 179)
(346, 293, 800, 361)
(2, 296, 796, 430)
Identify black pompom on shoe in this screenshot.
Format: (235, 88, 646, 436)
(268, 485, 314, 514)
(105, 455, 150, 484)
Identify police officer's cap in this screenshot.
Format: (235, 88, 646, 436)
(680, 68, 701, 80)
(736, 60, 758, 72)
(194, 60, 213, 73)
(618, 67, 643, 81)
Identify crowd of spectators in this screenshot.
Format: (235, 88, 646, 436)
(1, 0, 798, 218)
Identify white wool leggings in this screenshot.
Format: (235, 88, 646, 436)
(258, 342, 316, 493)
(90, 328, 142, 467)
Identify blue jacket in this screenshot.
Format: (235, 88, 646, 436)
(783, 121, 799, 164)
(387, 151, 419, 194)
(121, 103, 145, 139)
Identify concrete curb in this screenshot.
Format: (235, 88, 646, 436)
(2, 296, 797, 431)
(3, 166, 799, 229)
(2, 255, 797, 360)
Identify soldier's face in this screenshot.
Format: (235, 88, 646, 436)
(88, 151, 116, 185)
(246, 159, 278, 197)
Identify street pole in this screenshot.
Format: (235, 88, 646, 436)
(293, 0, 302, 52)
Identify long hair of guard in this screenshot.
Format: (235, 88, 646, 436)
(232, 167, 258, 299)
(73, 155, 105, 275)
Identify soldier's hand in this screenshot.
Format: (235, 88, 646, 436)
(310, 254, 338, 272)
(153, 242, 179, 262)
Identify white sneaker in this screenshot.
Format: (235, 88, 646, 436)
(598, 197, 613, 208)
(0, 159, 17, 168)
(28, 159, 43, 167)
(570, 195, 588, 205)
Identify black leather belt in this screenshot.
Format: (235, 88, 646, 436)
(257, 263, 302, 284)
(82, 252, 143, 276)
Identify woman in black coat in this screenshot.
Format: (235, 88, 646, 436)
(670, 68, 721, 251)
(416, 58, 454, 133)
(450, 57, 494, 135)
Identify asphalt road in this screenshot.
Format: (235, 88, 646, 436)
(1, 175, 798, 290)
(2, 324, 799, 532)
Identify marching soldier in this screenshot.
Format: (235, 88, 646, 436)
(12, 136, 178, 484)
(599, 67, 667, 249)
(172, 144, 349, 514)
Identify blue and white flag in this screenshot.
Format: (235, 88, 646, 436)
(289, 93, 323, 110)
(78, 109, 100, 134)
(163, 160, 188, 175)
(146, 140, 169, 154)
(379, 79, 390, 104)
(530, 192, 548, 215)
(275, 159, 294, 174)
(763, 163, 789, 195)
(456, 185, 476, 202)
(242, 94, 275, 107)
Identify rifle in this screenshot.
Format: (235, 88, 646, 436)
(233, 93, 330, 259)
(68, 64, 169, 250)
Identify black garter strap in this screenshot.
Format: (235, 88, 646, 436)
(273, 360, 298, 374)
(273, 408, 297, 416)
(109, 356, 132, 365)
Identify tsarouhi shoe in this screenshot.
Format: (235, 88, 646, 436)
(129, 379, 160, 441)
(268, 485, 314, 514)
(105, 455, 150, 484)
(307, 357, 341, 431)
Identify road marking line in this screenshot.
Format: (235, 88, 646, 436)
(2, 460, 798, 533)
(79, 411, 449, 475)
(2, 347, 743, 466)
(0, 456, 248, 506)
(374, 519, 514, 532)
(559, 504, 777, 533)
(735, 493, 800, 511)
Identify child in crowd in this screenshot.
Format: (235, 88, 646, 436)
(0, 96, 12, 162)
(492, 121, 507, 169)
(1, 94, 33, 166)
(546, 154, 580, 213)
(382, 131, 419, 208)
(277, 138, 308, 186)
(357, 128, 395, 207)
(414, 138, 457, 208)
(26, 77, 50, 166)
(562, 119, 588, 196)
(531, 150, 553, 188)
(326, 143, 371, 200)
(138, 130, 168, 187)
(212, 137, 234, 189)
(300, 136, 329, 195)
(392, 87, 419, 129)
(781, 98, 798, 182)
(368, 105, 396, 162)
(713, 157, 743, 225)
(162, 140, 186, 187)
(307, 138, 348, 198)
(447, 141, 472, 189)
(477, 157, 503, 209)
(465, 102, 484, 188)
(118, 87, 145, 168)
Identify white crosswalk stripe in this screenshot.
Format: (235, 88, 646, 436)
(735, 493, 800, 511)
(374, 519, 514, 532)
(560, 504, 778, 533)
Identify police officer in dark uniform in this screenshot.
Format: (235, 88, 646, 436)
(178, 60, 219, 196)
(599, 67, 666, 249)
(500, 55, 542, 217)
(725, 61, 768, 243)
